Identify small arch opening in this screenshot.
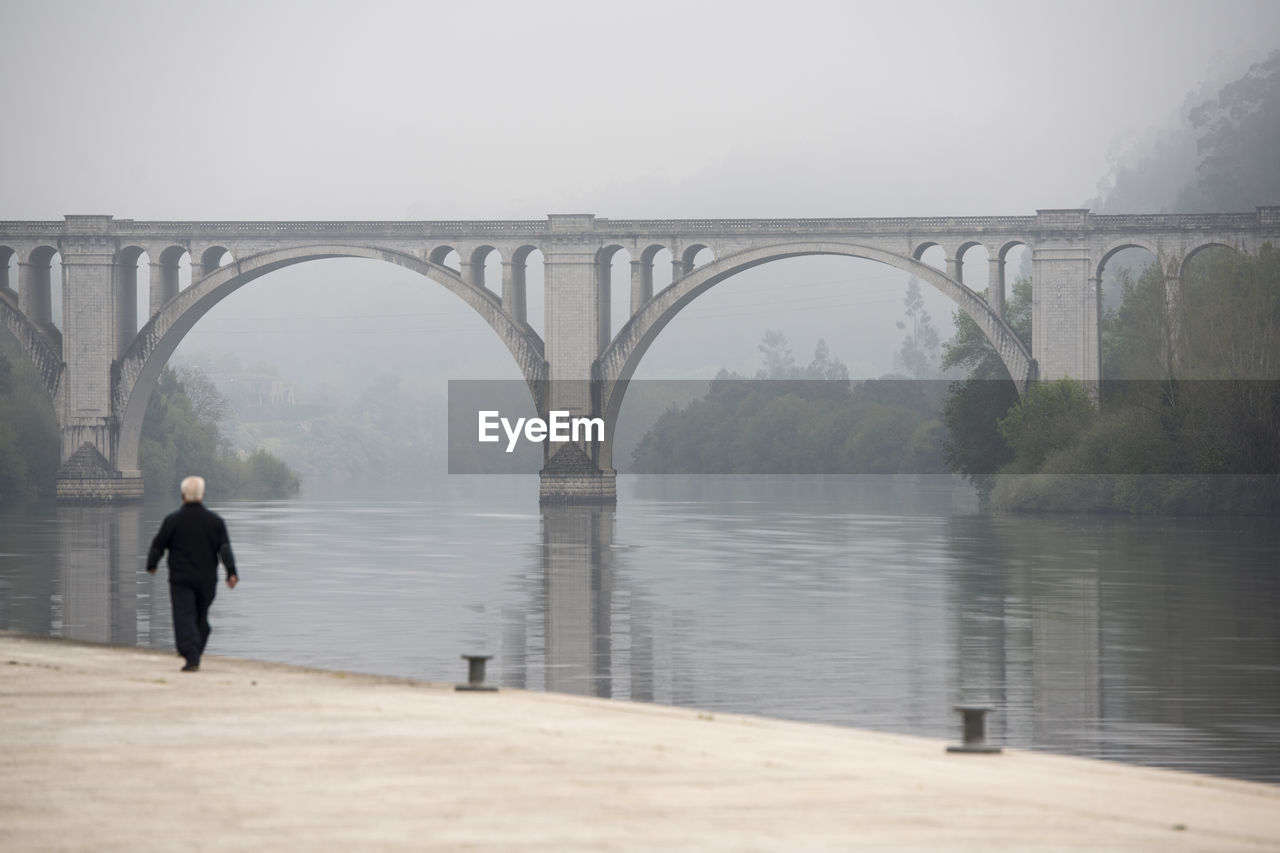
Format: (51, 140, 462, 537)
(178, 251, 193, 292)
(682, 244, 713, 273)
(997, 242, 1030, 307)
(957, 243, 990, 291)
(1099, 245, 1159, 381)
(26, 247, 61, 331)
(155, 246, 189, 302)
(430, 246, 461, 275)
(515, 246, 544, 337)
(597, 245, 632, 343)
(645, 246, 674, 292)
(916, 244, 945, 272)
(466, 245, 500, 294)
(483, 248, 501, 296)
(1099, 244, 1157, 314)
(201, 246, 233, 271)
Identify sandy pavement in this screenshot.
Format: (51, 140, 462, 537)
(1, 633, 1277, 851)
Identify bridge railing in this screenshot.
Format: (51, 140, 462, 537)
(1, 211, 1276, 242)
(1091, 213, 1260, 229)
(0, 222, 65, 235)
(601, 216, 1040, 232)
(107, 220, 551, 236)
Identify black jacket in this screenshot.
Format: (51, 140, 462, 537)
(147, 502, 237, 583)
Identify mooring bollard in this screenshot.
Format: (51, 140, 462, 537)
(456, 654, 498, 692)
(946, 705, 1001, 754)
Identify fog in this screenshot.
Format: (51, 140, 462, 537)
(3, 0, 1278, 425)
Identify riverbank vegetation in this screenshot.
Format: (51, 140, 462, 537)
(983, 248, 1280, 514)
(0, 348, 300, 503)
(630, 332, 949, 475)
(0, 345, 59, 503)
(140, 366, 300, 500)
(947, 50, 1280, 515)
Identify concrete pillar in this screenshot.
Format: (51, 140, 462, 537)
(1031, 243, 1099, 383)
(988, 257, 1006, 319)
(55, 217, 144, 501)
(946, 255, 962, 283)
(501, 261, 527, 324)
(544, 244, 600, 413)
(461, 259, 485, 290)
(59, 242, 116, 458)
(540, 218, 615, 503)
(149, 257, 179, 318)
(630, 259, 652, 316)
(672, 257, 690, 281)
(595, 255, 612, 354)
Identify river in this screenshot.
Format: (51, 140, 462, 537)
(1, 475, 1277, 783)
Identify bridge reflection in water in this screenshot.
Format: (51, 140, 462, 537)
(538, 504, 615, 697)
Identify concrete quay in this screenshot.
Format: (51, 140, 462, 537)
(2, 633, 1277, 852)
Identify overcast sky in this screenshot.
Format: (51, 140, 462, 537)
(4, 0, 1278, 220)
(3, 1, 1278, 391)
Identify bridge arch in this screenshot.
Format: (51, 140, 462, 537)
(113, 243, 548, 474)
(1097, 239, 1160, 281)
(1179, 241, 1240, 278)
(596, 240, 1036, 469)
(998, 240, 1027, 262)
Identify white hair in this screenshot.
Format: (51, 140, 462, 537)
(180, 476, 206, 503)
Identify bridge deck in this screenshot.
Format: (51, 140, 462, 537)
(2, 633, 1277, 851)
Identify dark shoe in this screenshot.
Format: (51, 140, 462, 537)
(181, 663, 200, 672)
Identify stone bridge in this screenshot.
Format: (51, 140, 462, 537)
(1, 208, 1276, 502)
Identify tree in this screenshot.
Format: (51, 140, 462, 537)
(996, 380, 1097, 473)
(894, 277, 941, 379)
(140, 366, 300, 499)
(990, 248, 1280, 514)
(0, 345, 61, 503)
(632, 333, 946, 475)
(939, 277, 1032, 498)
(1096, 49, 1280, 213)
(755, 330, 797, 379)
(1180, 50, 1280, 212)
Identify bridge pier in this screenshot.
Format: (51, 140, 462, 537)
(1031, 210, 1101, 384)
(55, 216, 143, 502)
(539, 216, 618, 504)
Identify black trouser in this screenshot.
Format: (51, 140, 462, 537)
(170, 576, 216, 666)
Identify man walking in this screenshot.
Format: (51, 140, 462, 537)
(146, 475, 238, 672)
